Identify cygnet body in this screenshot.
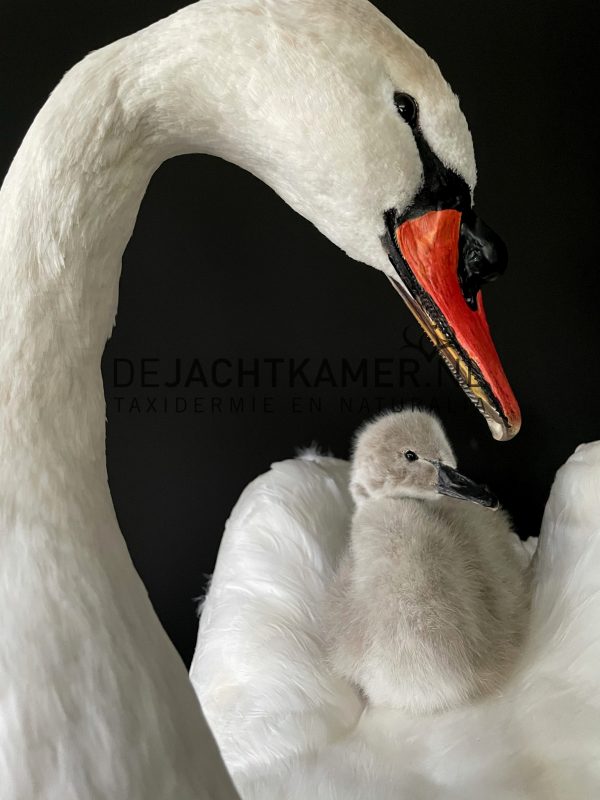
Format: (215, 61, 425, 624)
(327, 410, 530, 714)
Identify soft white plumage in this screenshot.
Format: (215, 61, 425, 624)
(0, 1, 477, 797)
(2, 0, 597, 797)
(192, 444, 600, 799)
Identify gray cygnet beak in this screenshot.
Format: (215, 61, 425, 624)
(435, 462, 499, 509)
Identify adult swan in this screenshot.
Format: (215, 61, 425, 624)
(0, 1, 521, 798)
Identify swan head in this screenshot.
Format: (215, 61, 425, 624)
(207, 0, 519, 441)
(350, 409, 498, 508)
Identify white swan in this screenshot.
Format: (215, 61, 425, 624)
(193, 446, 600, 798)
(1, 0, 529, 798)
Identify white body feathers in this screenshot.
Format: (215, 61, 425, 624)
(0, 0, 474, 796)
(0, 1, 473, 796)
(2, 0, 596, 797)
(193, 446, 600, 799)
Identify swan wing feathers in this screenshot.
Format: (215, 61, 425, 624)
(192, 449, 600, 799)
(190, 456, 362, 772)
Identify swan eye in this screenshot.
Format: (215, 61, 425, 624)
(394, 92, 418, 127)
(404, 450, 418, 462)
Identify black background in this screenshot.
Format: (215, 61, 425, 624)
(1, 1, 598, 665)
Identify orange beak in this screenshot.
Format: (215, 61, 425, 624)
(388, 209, 520, 441)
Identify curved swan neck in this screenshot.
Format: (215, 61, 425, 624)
(0, 7, 246, 336)
(0, 4, 267, 458)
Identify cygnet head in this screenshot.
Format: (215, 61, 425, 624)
(350, 409, 498, 509)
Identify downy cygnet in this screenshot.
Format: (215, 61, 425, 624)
(326, 410, 530, 714)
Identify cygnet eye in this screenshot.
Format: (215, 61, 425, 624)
(404, 450, 418, 462)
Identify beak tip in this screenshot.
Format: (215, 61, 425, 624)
(487, 411, 521, 442)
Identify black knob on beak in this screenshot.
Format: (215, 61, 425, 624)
(458, 209, 508, 310)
